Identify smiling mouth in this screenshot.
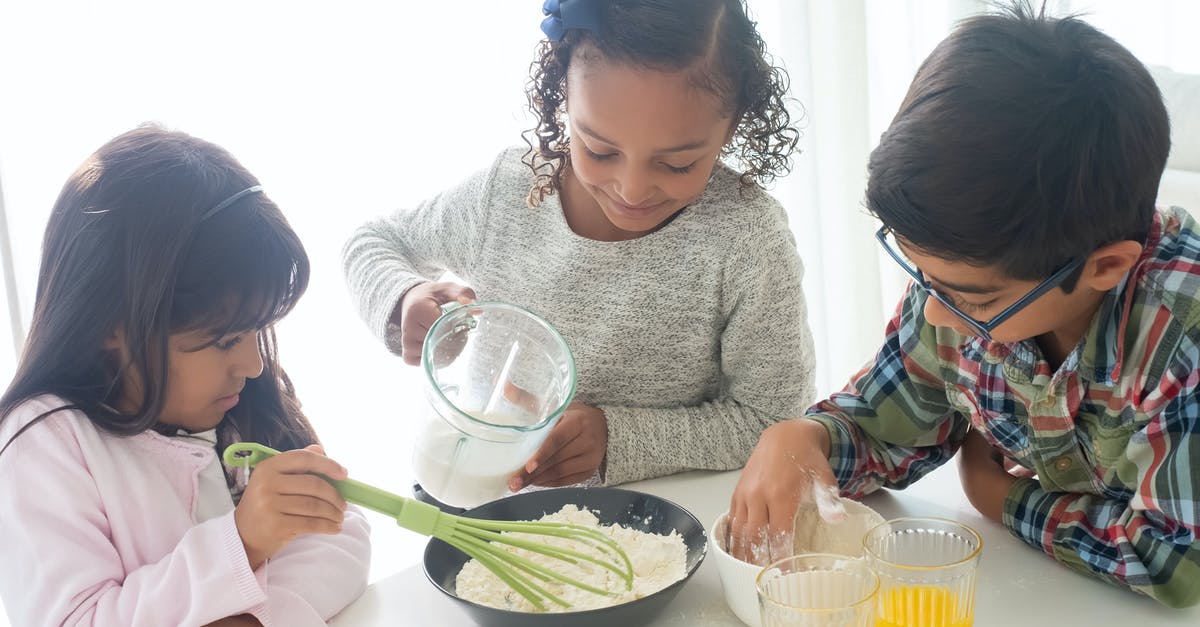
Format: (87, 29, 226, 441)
(610, 197, 664, 213)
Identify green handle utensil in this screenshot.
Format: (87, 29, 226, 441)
(223, 442, 633, 611)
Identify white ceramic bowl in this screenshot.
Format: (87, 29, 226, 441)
(708, 500, 885, 627)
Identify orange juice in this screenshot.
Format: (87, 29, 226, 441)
(875, 585, 972, 627)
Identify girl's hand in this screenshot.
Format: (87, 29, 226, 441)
(509, 403, 607, 489)
(957, 428, 1019, 522)
(396, 281, 477, 366)
(234, 445, 349, 571)
(727, 419, 843, 565)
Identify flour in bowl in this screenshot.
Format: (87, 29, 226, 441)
(454, 504, 688, 612)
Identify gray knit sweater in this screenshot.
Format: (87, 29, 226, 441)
(343, 147, 816, 485)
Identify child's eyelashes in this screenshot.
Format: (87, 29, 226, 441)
(581, 145, 698, 174)
(953, 298, 995, 314)
(583, 146, 616, 161)
(214, 335, 243, 351)
(212, 330, 259, 351)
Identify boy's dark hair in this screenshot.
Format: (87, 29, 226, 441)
(0, 125, 317, 460)
(523, 0, 799, 205)
(866, 1, 1170, 289)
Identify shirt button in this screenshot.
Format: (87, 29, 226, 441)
(1054, 457, 1072, 471)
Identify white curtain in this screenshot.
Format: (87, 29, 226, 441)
(747, 0, 1200, 394)
(0, 1, 1196, 610)
(748, 0, 987, 394)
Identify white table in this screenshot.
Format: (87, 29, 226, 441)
(330, 461, 1200, 626)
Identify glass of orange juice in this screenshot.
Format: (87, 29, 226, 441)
(756, 553, 879, 626)
(862, 518, 981, 627)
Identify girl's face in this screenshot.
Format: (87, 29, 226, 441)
(563, 57, 734, 239)
(110, 327, 264, 432)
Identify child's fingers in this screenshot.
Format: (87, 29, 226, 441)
(454, 286, 477, 304)
(401, 332, 428, 366)
(275, 494, 348, 526)
(429, 283, 476, 306)
(522, 434, 583, 484)
(281, 511, 344, 536)
(525, 450, 595, 487)
(535, 468, 596, 488)
(765, 497, 801, 564)
(766, 495, 800, 544)
(729, 503, 769, 564)
(263, 448, 349, 481)
(275, 474, 348, 512)
(767, 528, 795, 565)
(509, 420, 580, 490)
(401, 310, 437, 366)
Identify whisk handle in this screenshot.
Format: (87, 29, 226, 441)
(222, 442, 414, 519)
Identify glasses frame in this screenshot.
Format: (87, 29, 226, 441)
(875, 226, 1086, 341)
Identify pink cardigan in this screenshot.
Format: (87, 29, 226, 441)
(0, 395, 371, 626)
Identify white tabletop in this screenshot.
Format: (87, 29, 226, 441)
(329, 460, 1200, 626)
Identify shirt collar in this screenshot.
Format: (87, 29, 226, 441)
(1080, 210, 1165, 384)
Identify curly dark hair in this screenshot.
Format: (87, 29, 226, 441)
(523, 0, 800, 206)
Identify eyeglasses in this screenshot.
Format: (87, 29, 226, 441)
(875, 226, 1086, 341)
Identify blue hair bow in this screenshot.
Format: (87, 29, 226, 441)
(541, 0, 602, 41)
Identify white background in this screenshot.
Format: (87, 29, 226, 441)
(0, 2, 1197, 624)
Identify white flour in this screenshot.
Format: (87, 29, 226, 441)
(455, 504, 688, 612)
(743, 498, 884, 565)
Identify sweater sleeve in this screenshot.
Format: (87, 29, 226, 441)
(0, 417, 267, 627)
(248, 507, 372, 624)
(341, 154, 500, 353)
(600, 216, 817, 485)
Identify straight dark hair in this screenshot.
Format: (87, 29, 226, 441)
(866, 1, 1170, 288)
(524, 0, 799, 205)
(0, 125, 316, 458)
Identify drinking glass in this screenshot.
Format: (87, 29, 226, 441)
(756, 553, 878, 626)
(862, 518, 982, 627)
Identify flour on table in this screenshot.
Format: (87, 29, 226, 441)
(454, 504, 688, 612)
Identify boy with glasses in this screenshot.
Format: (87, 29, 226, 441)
(728, 3, 1200, 608)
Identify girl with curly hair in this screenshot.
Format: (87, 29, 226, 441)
(344, 0, 815, 501)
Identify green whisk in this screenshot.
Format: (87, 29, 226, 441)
(223, 442, 633, 611)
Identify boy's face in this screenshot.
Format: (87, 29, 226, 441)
(563, 55, 734, 237)
(899, 243, 1104, 344)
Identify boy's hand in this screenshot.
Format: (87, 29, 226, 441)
(234, 445, 349, 571)
(509, 403, 607, 489)
(957, 428, 1019, 522)
(727, 419, 843, 565)
(396, 281, 477, 366)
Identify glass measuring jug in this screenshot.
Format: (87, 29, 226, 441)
(411, 301, 577, 508)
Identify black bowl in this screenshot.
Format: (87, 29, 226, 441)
(423, 487, 708, 627)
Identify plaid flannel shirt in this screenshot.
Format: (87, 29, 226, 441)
(806, 206, 1200, 608)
